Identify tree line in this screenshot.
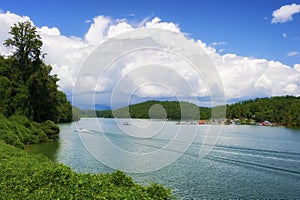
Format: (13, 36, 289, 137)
(95, 96, 300, 127)
(96, 100, 211, 120)
(226, 96, 300, 126)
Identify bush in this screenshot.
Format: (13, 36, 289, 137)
(0, 129, 23, 149)
(147, 183, 173, 200)
(0, 114, 59, 148)
(40, 120, 60, 140)
(0, 141, 174, 199)
(110, 170, 134, 187)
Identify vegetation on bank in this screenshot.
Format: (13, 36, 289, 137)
(0, 140, 173, 199)
(0, 21, 76, 148)
(0, 21, 73, 123)
(0, 21, 172, 199)
(95, 96, 300, 127)
(0, 114, 59, 149)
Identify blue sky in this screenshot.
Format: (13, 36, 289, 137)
(1, 0, 299, 67)
(0, 1, 300, 108)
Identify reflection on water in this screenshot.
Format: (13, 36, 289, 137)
(25, 140, 60, 161)
(25, 118, 300, 199)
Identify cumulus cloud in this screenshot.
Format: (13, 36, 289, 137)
(145, 17, 180, 32)
(39, 26, 60, 36)
(0, 11, 32, 55)
(271, 3, 300, 23)
(85, 15, 111, 43)
(200, 43, 300, 99)
(294, 64, 300, 72)
(0, 10, 300, 108)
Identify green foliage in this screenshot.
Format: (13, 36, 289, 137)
(96, 101, 210, 120)
(0, 140, 174, 199)
(72, 106, 81, 121)
(40, 120, 60, 140)
(226, 96, 300, 126)
(0, 22, 73, 123)
(98, 100, 200, 120)
(81, 109, 98, 118)
(0, 76, 11, 116)
(96, 96, 300, 127)
(147, 183, 173, 200)
(199, 106, 211, 120)
(110, 170, 134, 187)
(0, 114, 62, 148)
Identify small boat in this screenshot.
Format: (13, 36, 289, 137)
(123, 122, 130, 125)
(74, 128, 90, 132)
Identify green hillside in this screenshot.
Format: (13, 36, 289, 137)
(97, 100, 211, 120)
(96, 96, 300, 126)
(226, 96, 300, 126)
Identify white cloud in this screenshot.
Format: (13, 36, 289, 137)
(211, 41, 226, 46)
(294, 64, 300, 72)
(0, 11, 32, 56)
(85, 15, 111, 43)
(39, 26, 60, 36)
(287, 51, 299, 57)
(283, 32, 287, 38)
(1, 10, 300, 108)
(107, 21, 133, 37)
(208, 49, 300, 99)
(271, 3, 300, 23)
(145, 17, 180, 32)
(284, 84, 298, 93)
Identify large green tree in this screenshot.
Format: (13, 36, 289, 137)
(4, 21, 43, 83)
(1, 21, 73, 123)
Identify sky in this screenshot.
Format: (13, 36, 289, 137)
(0, 0, 300, 108)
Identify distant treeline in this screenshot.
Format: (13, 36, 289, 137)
(226, 96, 300, 126)
(93, 96, 300, 126)
(96, 100, 211, 120)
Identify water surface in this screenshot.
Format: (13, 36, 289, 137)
(26, 118, 300, 199)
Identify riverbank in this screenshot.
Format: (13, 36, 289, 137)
(0, 140, 173, 199)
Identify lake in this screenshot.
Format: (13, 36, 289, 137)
(26, 118, 300, 199)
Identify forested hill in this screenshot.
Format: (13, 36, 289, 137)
(96, 96, 300, 126)
(226, 96, 300, 126)
(96, 100, 211, 120)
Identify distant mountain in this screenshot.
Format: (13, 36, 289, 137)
(95, 104, 111, 110)
(75, 104, 111, 110)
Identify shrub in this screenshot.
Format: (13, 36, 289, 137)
(147, 183, 173, 200)
(0, 141, 174, 199)
(0, 115, 57, 148)
(40, 120, 60, 140)
(110, 170, 134, 187)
